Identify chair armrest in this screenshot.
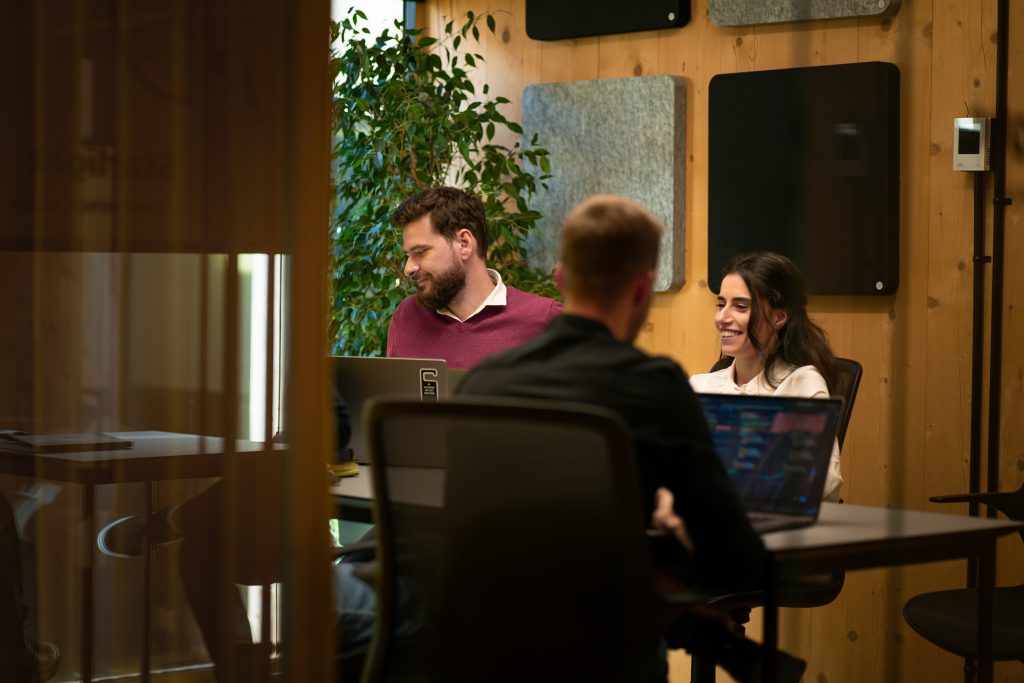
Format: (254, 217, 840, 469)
(929, 489, 1024, 520)
(931, 491, 991, 503)
(659, 586, 722, 607)
(930, 491, 1009, 506)
(655, 582, 730, 636)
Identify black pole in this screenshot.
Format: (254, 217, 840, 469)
(970, 171, 986, 520)
(986, 0, 1010, 514)
(966, 171, 987, 590)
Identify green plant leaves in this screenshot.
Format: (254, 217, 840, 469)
(329, 8, 556, 357)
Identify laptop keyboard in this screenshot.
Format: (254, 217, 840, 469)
(747, 512, 813, 534)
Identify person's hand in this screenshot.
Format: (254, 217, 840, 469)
(651, 487, 693, 554)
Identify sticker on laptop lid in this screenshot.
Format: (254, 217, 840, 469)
(420, 368, 439, 401)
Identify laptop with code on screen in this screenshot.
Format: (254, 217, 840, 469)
(696, 394, 841, 533)
(332, 356, 449, 464)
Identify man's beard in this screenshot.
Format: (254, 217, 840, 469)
(414, 264, 466, 311)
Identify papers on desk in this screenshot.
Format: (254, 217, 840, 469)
(0, 432, 134, 453)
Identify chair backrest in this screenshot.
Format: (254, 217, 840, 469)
(704, 356, 861, 449)
(361, 397, 662, 683)
(831, 357, 862, 450)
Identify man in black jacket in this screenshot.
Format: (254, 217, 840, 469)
(457, 195, 800, 682)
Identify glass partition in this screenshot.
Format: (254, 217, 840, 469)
(1, 2, 332, 681)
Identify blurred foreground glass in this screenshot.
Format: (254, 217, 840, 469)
(0, 2, 331, 681)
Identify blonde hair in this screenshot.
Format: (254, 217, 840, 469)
(558, 195, 662, 301)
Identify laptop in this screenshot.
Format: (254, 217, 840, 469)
(331, 356, 449, 464)
(447, 367, 470, 392)
(696, 394, 842, 533)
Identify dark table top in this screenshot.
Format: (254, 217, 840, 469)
(763, 502, 1023, 574)
(330, 472, 1024, 574)
(0, 431, 277, 485)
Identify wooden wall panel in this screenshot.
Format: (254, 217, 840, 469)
(1000, 0, 1024, 597)
(423, 1, 1023, 681)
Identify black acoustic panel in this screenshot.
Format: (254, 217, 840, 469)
(526, 0, 688, 41)
(708, 62, 900, 296)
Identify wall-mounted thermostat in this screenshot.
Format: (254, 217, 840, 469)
(953, 117, 991, 172)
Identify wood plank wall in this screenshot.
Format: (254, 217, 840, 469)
(421, 1, 1024, 681)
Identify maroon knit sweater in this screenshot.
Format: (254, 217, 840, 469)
(386, 287, 562, 369)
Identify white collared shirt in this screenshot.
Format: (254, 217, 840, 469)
(689, 363, 829, 398)
(438, 269, 506, 322)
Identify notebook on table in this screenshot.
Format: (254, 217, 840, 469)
(696, 394, 841, 534)
(331, 356, 449, 464)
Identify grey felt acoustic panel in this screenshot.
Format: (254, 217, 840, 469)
(710, 0, 901, 27)
(521, 76, 685, 292)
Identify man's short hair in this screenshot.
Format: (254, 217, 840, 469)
(391, 187, 489, 257)
(558, 195, 662, 301)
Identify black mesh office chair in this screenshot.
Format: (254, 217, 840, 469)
(830, 358, 862, 451)
(358, 397, 708, 683)
(903, 484, 1024, 680)
(690, 356, 862, 682)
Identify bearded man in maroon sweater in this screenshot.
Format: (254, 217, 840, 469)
(386, 187, 562, 369)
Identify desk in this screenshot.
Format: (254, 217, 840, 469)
(761, 503, 1023, 683)
(0, 431, 274, 683)
(330, 463, 374, 524)
(331, 479, 1022, 682)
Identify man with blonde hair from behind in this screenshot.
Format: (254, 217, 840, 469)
(458, 195, 804, 683)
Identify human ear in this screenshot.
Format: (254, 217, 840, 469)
(455, 229, 475, 258)
(772, 309, 789, 329)
(634, 271, 655, 305)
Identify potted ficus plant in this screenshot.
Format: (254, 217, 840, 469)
(329, 8, 555, 356)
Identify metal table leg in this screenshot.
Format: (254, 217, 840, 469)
(977, 540, 995, 683)
(762, 560, 778, 683)
(142, 483, 152, 683)
(82, 484, 94, 683)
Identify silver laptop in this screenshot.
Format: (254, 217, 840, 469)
(696, 394, 842, 533)
(447, 367, 469, 392)
(332, 356, 449, 463)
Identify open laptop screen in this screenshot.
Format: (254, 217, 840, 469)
(696, 394, 841, 518)
(331, 356, 449, 464)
